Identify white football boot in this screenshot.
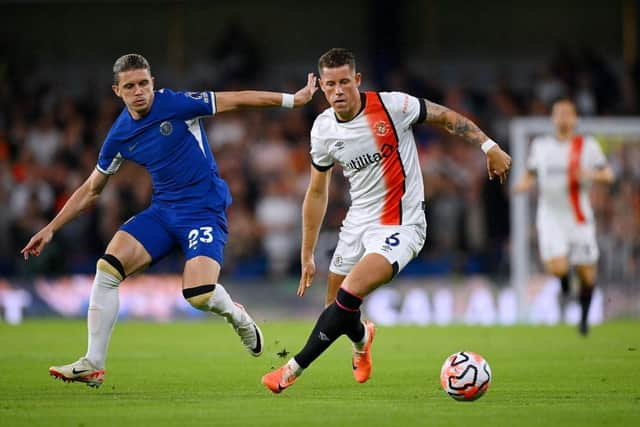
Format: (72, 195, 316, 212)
(231, 303, 264, 357)
(49, 357, 105, 388)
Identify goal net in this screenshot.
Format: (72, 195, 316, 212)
(510, 117, 640, 323)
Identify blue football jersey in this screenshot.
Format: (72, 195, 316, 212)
(97, 89, 231, 210)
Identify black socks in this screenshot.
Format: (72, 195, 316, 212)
(294, 288, 365, 369)
(559, 274, 570, 296)
(579, 285, 594, 325)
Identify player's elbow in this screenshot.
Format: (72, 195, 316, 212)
(306, 187, 326, 200)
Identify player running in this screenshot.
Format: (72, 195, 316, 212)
(21, 53, 317, 387)
(513, 98, 614, 335)
(262, 48, 511, 393)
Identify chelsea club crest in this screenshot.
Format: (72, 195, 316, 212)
(160, 121, 173, 136)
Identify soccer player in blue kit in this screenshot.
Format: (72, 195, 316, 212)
(21, 54, 318, 387)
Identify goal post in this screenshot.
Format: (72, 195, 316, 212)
(509, 116, 640, 322)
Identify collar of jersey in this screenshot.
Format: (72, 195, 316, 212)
(334, 92, 367, 123)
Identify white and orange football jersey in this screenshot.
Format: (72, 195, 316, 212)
(527, 134, 607, 224)
(310, 91, 426, 227)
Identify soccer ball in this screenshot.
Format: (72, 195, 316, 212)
(440, 351, 492, 401)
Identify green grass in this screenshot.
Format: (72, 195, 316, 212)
(1, 320, 639, 427)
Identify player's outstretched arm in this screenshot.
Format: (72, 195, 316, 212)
(297, 166, 332, 297)
(580, 165, 615, 184)
(21, 169, 110, 260)
(423, 100, 512, 183)
(512, 170, 536, 193)
(214, 73, 317, 114)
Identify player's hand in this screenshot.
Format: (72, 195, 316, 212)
(297, 257, 316, 297)
(578, 168, 601, 183)
(293, 73, 318, 107)
(511, 180, 531, 194)
(486, 145, 512, 184)
(21, 227, 54, 260)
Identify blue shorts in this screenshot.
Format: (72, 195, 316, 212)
(120, 203, 228, 265)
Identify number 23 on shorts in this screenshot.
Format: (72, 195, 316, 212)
(188, 226, 214, 249)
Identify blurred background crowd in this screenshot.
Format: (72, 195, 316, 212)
(1, 0, 639, 286)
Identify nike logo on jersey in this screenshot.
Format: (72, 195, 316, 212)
(72, 368, 89, 375)
(128, 142, 140, 152)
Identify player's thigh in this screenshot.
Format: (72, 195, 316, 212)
(113, 207, 175, 275)
(173, 208, 228, 287)
(362, 223, 426, 278)
(544, 256, 569, 277)
(537, 215, 569, 268)
(568, 223, 599, 267)
(341, 253, 395, 298)
(326, 272, 346, 306)
(341, 223, 426, 297)
(105, 231, 152, 276)
(183, 256, 221, 288)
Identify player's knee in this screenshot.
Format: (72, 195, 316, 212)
(576, 267, 597, 287)
(545, 258, 568, 277)
(97, 254, 126, 283)
(183, 284, 216, 311)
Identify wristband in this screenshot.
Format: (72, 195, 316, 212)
(281, 93, 295, 108)
(481, 139, 497, 154)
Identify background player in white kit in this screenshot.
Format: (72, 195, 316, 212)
(262, 48, 512, 393)
(513, 99, 614, 335)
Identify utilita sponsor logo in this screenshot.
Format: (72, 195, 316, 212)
(344, 143, 394, 171)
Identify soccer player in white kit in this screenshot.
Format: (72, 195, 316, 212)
(513, 99, 614, 335)
(262, 48, 512, 393)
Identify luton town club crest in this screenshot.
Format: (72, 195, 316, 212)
(374, 120, 389, 136)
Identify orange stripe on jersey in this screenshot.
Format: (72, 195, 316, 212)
(568, 135, 586, 223)
(364, 92, 405, 225)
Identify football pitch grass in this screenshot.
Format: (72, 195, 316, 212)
(1, 320, 638, 427)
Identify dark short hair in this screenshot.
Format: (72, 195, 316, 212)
(112, 53, 150, 85)
(318, 48, 356, 74)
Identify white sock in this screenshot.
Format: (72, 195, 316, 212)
(353, 322, 368, 351)
(85, 269, 120, 369)
(206, 284, 245, 325)
(287, 358, 303, 376)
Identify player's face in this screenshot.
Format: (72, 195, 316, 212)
(551, 101, 577, 136)
(112, 68, 155, 119)
(319, 65, 362, 119)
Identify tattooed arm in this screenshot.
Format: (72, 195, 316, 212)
(424, 100, 489, 147)
(423, 100, 512, 183)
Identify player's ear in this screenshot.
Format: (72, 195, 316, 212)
(355, 72, 362, 88)
(112, 84, 121, 98)
(318, 77, 327, 92)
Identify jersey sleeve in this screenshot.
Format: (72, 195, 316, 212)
(161, 89, 216, 119)
(309, 118, 334, 171)
(583, 136, 607, 169)
(96, 130, 124, 175)
(526, 138, 541, 172)
(379, 92, 426, 129)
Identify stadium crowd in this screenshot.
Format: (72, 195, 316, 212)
(0, 48, 638, 283)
